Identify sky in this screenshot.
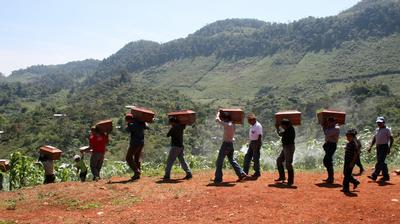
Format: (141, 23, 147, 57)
(0, 0, 360, 76)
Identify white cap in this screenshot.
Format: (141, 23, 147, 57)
(376, 116, 385, 123)
(73, 155, 81, 160)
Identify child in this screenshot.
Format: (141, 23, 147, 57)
(74, 153, 88, 182)
(38, 153, 55, 184)
(342, 129, 360, 193)
(163, 116, 192, 180)
(89, 126, 109, 181)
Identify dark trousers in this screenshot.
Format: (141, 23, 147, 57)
(323, 142, 337, 180)
(243, 141, 261, 175)
(44, 174, 55, 184)
(215, 142, 245, 182)
(355, 154, 364, 171)
(276, 144, 295, 183)
(0, 173, 3, 190)
(372, 144, 390, 178)
(343, 161, 359, 191)
(80, 171, 87, 182)
(90, 152, 105, 179)
(126, 144, 144, 177)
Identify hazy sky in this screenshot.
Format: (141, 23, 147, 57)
(0, 0, 360, 75)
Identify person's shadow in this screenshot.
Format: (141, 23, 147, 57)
(315, 182, 342, 188)
(206, 181, 236, 187)
(268, 183, 298, 189)
(107, 178, 133, 184)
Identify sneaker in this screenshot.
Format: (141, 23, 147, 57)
(341, 189, 350, 193)
(237, 174, 249, 182)
(287, 181, 294, 186)
(213, 179, 222, 184)
(367, 175, 377, 181)
(353, 181, 360, 189)
(252, 173, 261, 178)
(379, 176, 390, 182)
(274, 177, 285, 182)
(323, 178, 334, 184)
(131, 175, 140, 181)
(162, 176, 171, 180)
(184, 173, 193, 180)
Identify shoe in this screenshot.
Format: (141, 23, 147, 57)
(162, 176, 170, 180)
(379, 176, 390, 182)
(353, 181, 360, 189)
(367, 175, 377, 181)
(213, 179, 222, 184)
(323, 178, 334, 184)
(131, 175, 140, 181)
(184, 173, 193, 180)
(274, 177, 285, 182)
(237, 174, 248, 182)
(341, 189, 350, 193)
(252, 173, 261, 178)
(287, 181, 294, 186)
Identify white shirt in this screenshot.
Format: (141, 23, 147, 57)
(249, 121, 263, 141)
(375, 127, 392, 145)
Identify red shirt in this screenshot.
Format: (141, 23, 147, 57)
(89, 133, 109, 154)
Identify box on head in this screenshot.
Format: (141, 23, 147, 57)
(275, 111, 302, 126)
(95, 119, 113, 134)
(39, 145, 62, 160)
(317, 109, 346, 125)
(127, 106, 155, 123)
(219, 108, 244, 124)
(168, 110, 196, 125)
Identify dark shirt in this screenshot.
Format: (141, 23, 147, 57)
(277, 126, 295, 145)
(38, 153, 52, 162)
(167, 124, 186, 147)
(345, 140, 358, 163)
(126, 120, 147, 146)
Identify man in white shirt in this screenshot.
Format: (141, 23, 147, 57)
(243, 113, 263, 179)
(368, 116, 394, 182)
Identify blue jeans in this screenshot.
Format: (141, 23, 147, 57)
(164, 147, 192, 178)
(243, 141, 261, 175)
(215, 142, 245, 182)
(372, 144, 390, 178)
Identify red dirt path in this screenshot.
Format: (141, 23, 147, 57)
(1, 170, 399, 224)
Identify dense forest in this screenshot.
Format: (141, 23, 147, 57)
(0, 0, 399, 167)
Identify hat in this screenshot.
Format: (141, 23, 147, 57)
(376, 116, 385, 123)
(247, 113, 256, 120)
(73, 155, 81, 161)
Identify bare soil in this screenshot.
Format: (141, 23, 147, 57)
(1, 169, 399, 224)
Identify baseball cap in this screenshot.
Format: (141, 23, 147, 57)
(376, 116, 385, 123)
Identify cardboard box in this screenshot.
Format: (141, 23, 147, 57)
(317, 109, 346, 125)
(0, 159, 10, 172)
(131, 106, 155, 123)
(219, 109, 244, 124)
(168, 110, 196, 125)
(96, 119, 113, 134)
(39, 145, 62, 160)
(275, 111, 302, 126)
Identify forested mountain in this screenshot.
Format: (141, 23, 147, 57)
(1, 0, 400, 160)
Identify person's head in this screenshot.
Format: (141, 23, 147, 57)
(125, 113, 134, 123)
(169, 116, 178, 125)
(73, 155, 81, 162)
(345, 129, 357, 142)
(280, 119, 291, 129)
(376, 116, 385, 128)
(220, 111, 231, 122)
(247, 113, 257, 125)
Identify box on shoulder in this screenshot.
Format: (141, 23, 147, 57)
(96, 119, 113, 134)
(317, 109, 346, 125)
(219, 109, 244, 124)
(168, 110, 196, 125)
(39, 145, 62, 160)
(275, 111, 302, 126)
(130, 106, 155, 123)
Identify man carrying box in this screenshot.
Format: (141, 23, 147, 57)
(243, 113, 263, 179)
(275, 119, 296, 186)
(214, 111, 248, 183)
(368, 116, 394, 182)
(322, 117, 340, 184)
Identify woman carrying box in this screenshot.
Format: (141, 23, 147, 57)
(89, 126, 109, 181)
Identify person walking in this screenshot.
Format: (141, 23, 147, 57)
(125, 114, 149, 181)
(214, 111, 247, 184)
(163, 116, 192, 180)
(243, 113, 263, 179)
(89, 126, 109, 181)
(368, 116, 394, 182)
(322, 117, 340, 184)
(342, 129, 361, 193)
(275, 119, 296, 186)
